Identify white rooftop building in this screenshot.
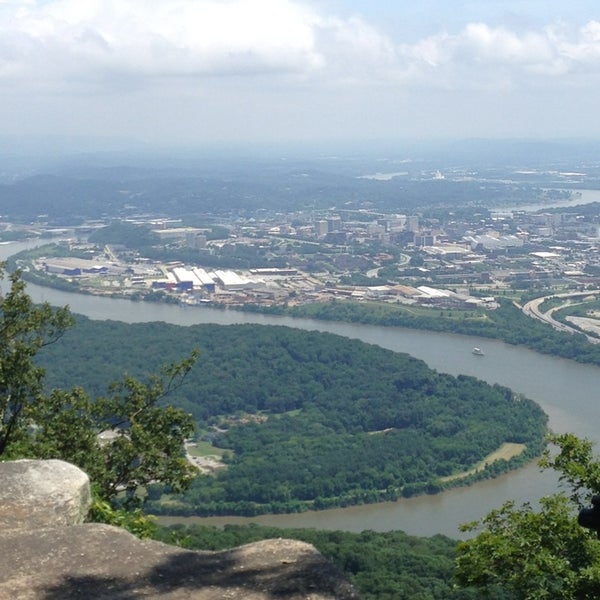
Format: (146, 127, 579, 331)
(465, 234, 524, 251)
(214, 270, 251, 289)
(417, 286, 452, 299)
(192, 268, 216, 286)
(172, 267, 196, 284)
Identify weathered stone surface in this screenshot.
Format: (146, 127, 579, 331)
(0, 523, 361, 599)
(0, 459, 91, 530)
(0, 460, 361, 599)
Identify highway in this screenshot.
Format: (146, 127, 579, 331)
(521, 291, 600, 343)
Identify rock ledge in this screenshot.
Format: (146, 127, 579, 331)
(0, 460, 360, 599)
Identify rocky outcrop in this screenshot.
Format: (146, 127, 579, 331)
(0, 460, 360, 599)
(0, 459, 91, 529)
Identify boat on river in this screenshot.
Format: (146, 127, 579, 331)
(472, 347, 485, 356)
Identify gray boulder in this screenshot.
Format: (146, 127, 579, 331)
(0, 459, 91, 529)
(0, 460, 360, 599)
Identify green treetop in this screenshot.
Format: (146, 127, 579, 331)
(455, 433, 600, 599)
(0, 263, 198, 510)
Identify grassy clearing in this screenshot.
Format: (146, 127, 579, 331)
(186, 440, 227, 458)
(441, 442, 526, 483)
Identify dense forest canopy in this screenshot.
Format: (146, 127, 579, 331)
(36, 317, 548, 515)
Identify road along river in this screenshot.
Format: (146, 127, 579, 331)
(2, 240, 600, 538)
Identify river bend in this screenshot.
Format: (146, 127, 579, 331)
(2, 240, 599, 538)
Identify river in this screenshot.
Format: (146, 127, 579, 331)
(497, 187, 600, 212)
(2, 214, 600, 538)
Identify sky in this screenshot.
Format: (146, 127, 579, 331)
(2, 0, 600, 150)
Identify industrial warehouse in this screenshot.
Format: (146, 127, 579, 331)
(33, 248, 317, 308)
(30, 242, 497, 311)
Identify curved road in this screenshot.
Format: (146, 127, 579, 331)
(522, 291, 600, 343)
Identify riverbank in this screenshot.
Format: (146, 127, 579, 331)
(14, 272, 600, 537)
(10, 233, 600, 369)
(280, 297, 600, 366)
(17, 258, 600, 369)
(441, 443, 526, 483)
(2, 240, 599, 538)
(33, 313, 547, 518)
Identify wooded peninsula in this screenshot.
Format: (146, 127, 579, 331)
(37, 317, 548, 516)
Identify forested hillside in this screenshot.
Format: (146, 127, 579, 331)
(37, 317, 547, 514)
(0, 159, 549, 222)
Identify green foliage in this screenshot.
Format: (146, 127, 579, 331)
(153, 523, 483, 600)
(89, 500, 157, 538)
(0, 162, 556, 223)
(88, 222, 159, 248)
(21, 356, 198, 507)
(539, 433, 600, 507)
(456, 496, 600, 599)
(455, 434, 600, 599)
(0, 264, 73, 456)
(287, 297, 600, 365)
(0, 265, 198, 509)
(33, 316, 548, 515)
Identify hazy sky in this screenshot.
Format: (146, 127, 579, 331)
(2, 0, 600, 149)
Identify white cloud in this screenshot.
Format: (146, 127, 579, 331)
(559, 20, 600, 65)
(2, 0, 600, 94)
(401, 20, 600, 88)
(315, 15, 397, 82)
(0, 0, 327, 86)
(2, 1, 600, 145)
(459, 23, 555, 66)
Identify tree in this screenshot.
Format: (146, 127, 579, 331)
(25, 357, 198, 506)
(88, 222, 159, 249)
(0, 264, 198, 508)
(454, 433, 600, 599)
(0, 265, 73, 456)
